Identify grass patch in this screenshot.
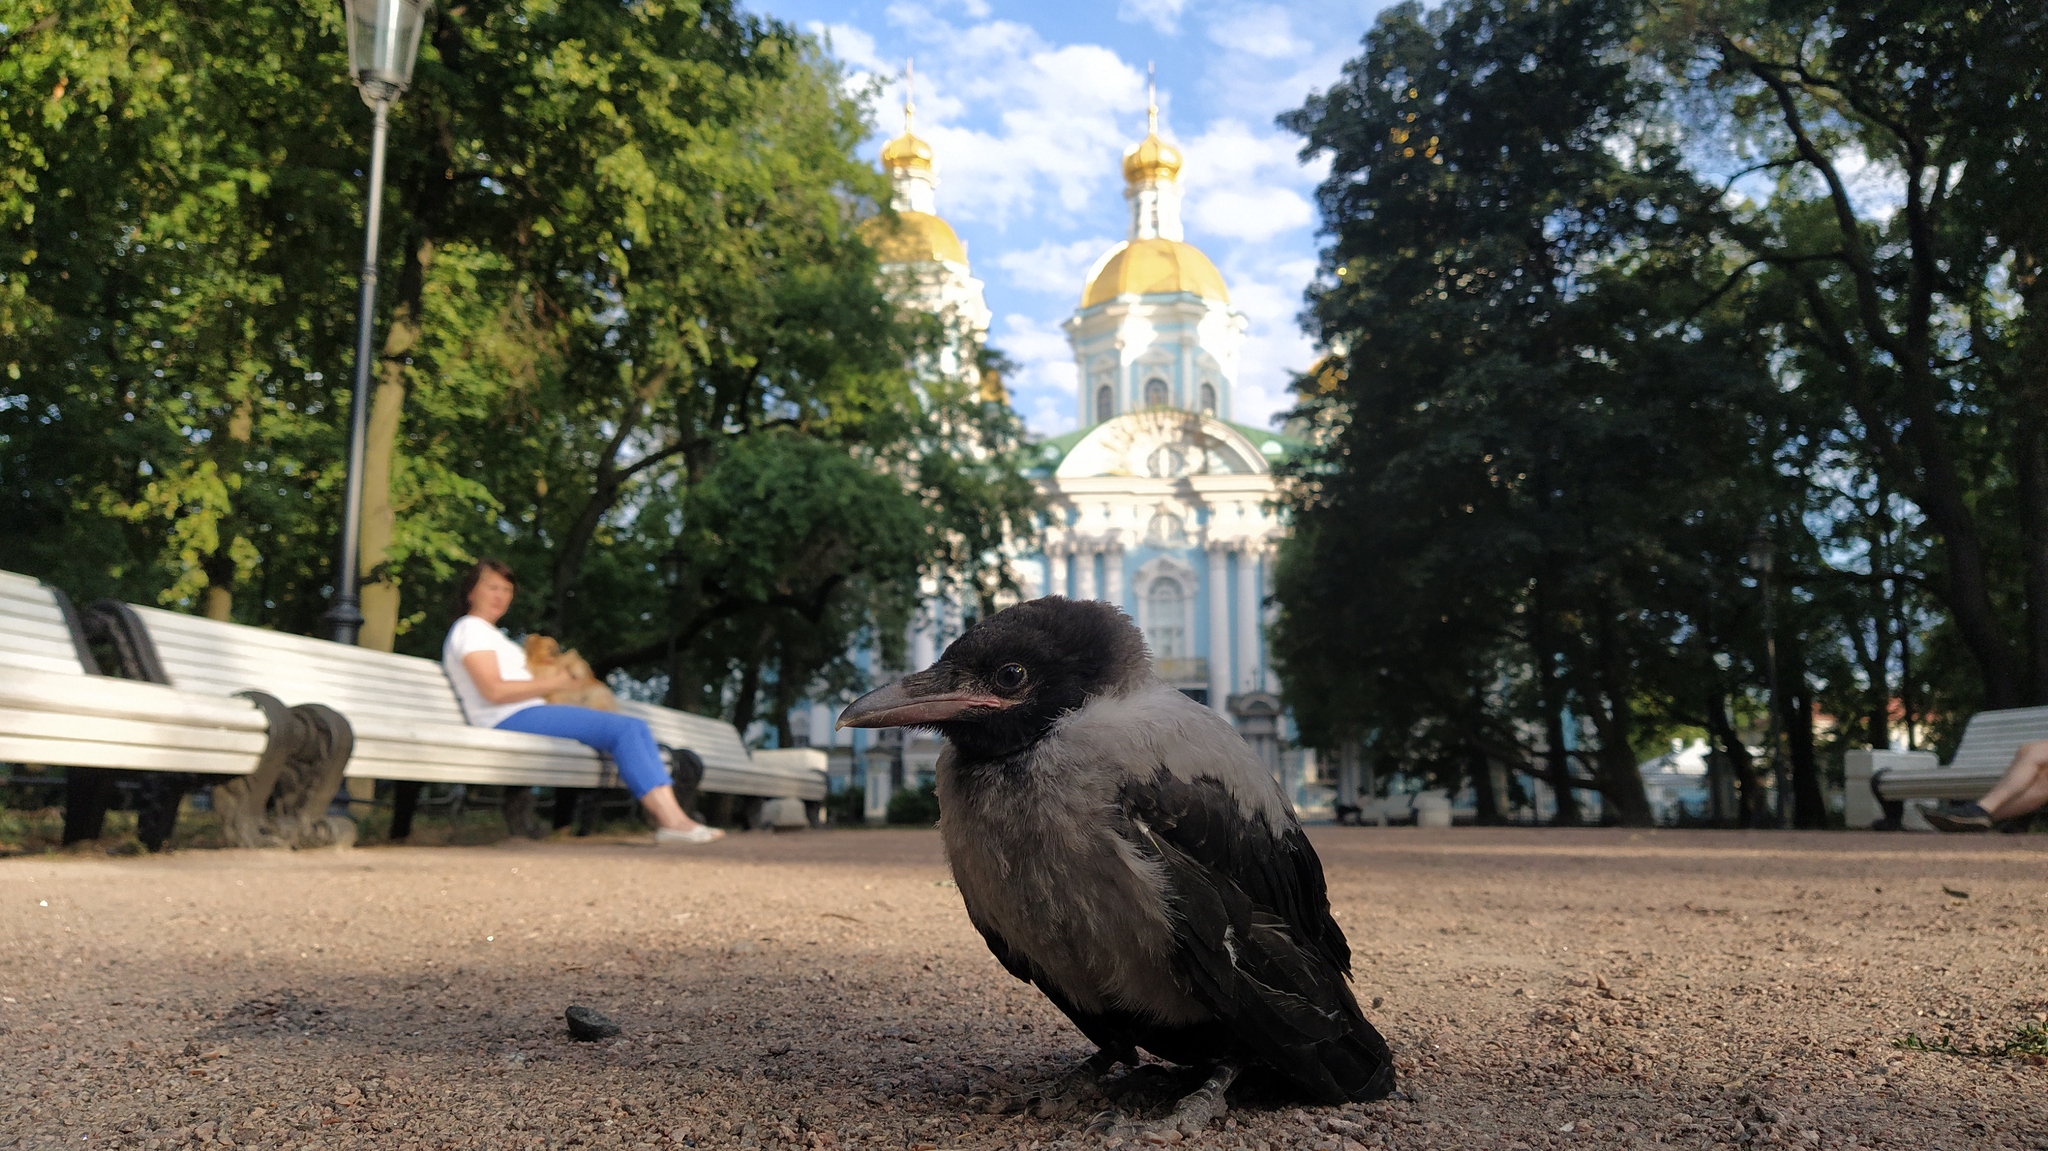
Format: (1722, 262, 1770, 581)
(0, 801, 235, 856)
(1897, 1022, 2048, 1064)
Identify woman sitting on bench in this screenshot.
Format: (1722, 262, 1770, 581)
(1927, 740, 2048, 832)
(443, 559, 723, 846)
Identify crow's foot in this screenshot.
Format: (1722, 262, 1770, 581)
(969, 1049, 1125, 1118)
(1085, 1061, 1239, 1144)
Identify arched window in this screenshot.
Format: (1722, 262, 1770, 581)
(1095, 384, 1114, 423)
(1144, 377, 1170, 408)
(1145, 577, 1186, 659)
(1199, 383, 1216, 415)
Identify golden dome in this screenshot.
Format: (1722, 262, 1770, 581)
(1124, 74, 1182, 184)
(880, 130, 933, 174)
(863, 210, 967, 266)
(1122, 131, 1182, 184)
(1081, 238, 1229, 308)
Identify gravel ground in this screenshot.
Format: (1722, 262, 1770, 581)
(2, 826, 2045, 1151)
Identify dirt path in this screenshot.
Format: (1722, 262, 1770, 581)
(1, 827, 2043, 1150)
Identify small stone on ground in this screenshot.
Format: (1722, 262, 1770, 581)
(565, 1004, 621, 1040)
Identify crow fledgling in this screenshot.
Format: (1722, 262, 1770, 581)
(838, 597, 1394, 1138)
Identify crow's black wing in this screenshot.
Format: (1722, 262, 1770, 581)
(1118, 766, 1394, 1103)
(965, 909, 1034, 984)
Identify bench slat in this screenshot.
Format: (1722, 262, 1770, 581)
(0, 734, 262, 775)
(343, 746, 617, 789)
(0, 650, 92, 677)
(0, 709, 269, 757)
(0, 671, 271, 730)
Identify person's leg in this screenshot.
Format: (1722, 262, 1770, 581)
(1979, 739, 2048, 821)
(495, 706, 715, 834)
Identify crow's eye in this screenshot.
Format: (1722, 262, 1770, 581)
(993, 663, 1028, 692)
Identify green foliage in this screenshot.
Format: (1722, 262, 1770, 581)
(822, 785, 866, 827)
(885, 779, 940, 826)
(0, 2, 1039, 734)
(1275, 0, 2047, 826)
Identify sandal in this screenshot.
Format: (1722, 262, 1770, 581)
(655, 824, 725, 846)
(1924, 801, 1995, 833)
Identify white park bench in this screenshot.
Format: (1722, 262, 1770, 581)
(0, 571, 277, 846)
(1843, 706, 2046, 830)
(115, 604, 826, 831)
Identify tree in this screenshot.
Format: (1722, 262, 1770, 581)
(0, 1, 1040, 739)
(1658, 1, 2048, 708)
(1275, 0, 1788, 826)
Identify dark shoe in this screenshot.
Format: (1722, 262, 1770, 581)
(1924, 801, 1995, 833)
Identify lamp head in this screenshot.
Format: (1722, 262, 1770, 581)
(344, 0, 433, 106)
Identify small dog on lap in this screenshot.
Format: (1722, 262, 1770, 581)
(522, 635, 618, 711)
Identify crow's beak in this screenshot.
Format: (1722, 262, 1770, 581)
(836, 667, 1015, 730)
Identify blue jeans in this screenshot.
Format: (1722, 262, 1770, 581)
(495, 706, 669, 798)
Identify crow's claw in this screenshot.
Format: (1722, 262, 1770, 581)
(1088, 1062, 1239, 1144)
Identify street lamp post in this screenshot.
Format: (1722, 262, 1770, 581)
(323, 0, 433, 644)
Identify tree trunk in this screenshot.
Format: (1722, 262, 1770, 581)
(1578, 612, 1653, 827)
(357, 227, 433, 652)
(1706, 689, 1764, 828)
(545, 374, 682, 632)
(1468, 747, 1505, 825)
(1865, 483, 1892, 748)
(772, 651, 801, 748)
(1529, 581, 1582, 826)
(731, 651, 765, 740)
(1785, 669, 1825, 828)
(2017, 415, 2048, 704)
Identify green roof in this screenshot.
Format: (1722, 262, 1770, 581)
(1027, 420, 1301, 472)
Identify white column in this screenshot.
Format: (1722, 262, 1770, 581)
(1236, 545, 1261, 694)
(910, 603, 937, 671)
(1207, 544, 1230, 713)
(1076, 548, 1098, 602)
(1104, 546, 1124, 610)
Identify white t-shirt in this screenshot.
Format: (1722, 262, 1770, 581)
(443, 615, 543, 729)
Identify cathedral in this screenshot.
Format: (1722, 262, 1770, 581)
(811, 82, 1304, 812)
(1019, 95, 1291, 727)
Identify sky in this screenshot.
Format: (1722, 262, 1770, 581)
(745, 0, 1397, 437)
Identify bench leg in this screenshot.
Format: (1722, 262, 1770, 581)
(61, 767, 116, 845)
(551, 787, 581, 831)
(503, 787, 543, 839)
(701, 792, 735, 829)
(135, 773, 198, 852)
(665, 748, 706, 821)
(390, 781, 423, 841)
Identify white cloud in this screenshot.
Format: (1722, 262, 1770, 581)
(994, 236, 1118, 295)
(802, 3, 1375, 436)
(810, 21, 886, 74)
(994, 313, 1079, 434)
(1179, 118, 1320, 242)
(865, 9, 1146, 228)
(1204, 6, 1310, 60)
(1118, 0, 1187, 34)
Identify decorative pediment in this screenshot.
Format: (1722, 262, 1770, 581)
(1055, 410, 1267, 479)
